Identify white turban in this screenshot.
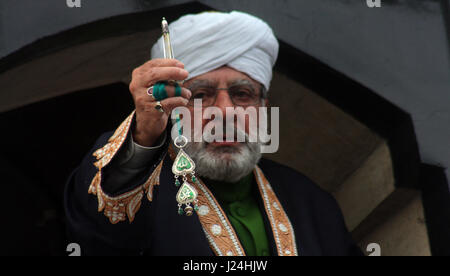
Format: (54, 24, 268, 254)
(151, 11, 279, 94)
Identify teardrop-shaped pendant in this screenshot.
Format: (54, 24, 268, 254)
(176, 182, 198, 205)
(172, 149, 196, 175)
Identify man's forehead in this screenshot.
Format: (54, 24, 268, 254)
(186, 78, 256, 87)
(184, 67, 262, 88)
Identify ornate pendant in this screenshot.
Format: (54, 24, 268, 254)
(172, 149, 195, 175)
(172, 138, 199, 216)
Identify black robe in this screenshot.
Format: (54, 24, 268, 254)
(64, 132, 363, 256)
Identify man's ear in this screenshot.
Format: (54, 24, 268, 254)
(264, 98, 270, 107)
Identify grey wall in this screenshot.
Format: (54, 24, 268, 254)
(0, 0, 190, 59)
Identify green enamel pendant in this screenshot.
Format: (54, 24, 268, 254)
(172, 149, 196, 175)
(176, 182, 198, 205)
(172, 136, 199, 216)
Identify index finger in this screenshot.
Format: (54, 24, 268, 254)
(138, 67, 189, 87)
(142, 59, 185, 71)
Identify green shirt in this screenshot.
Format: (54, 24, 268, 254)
(205, 173, 271, 256)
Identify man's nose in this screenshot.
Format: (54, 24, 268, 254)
(214, 90, 235, 116)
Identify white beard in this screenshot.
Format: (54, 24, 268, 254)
(181, 128, 262, 183)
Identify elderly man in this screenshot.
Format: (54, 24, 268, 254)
(64, 11, 362, 256)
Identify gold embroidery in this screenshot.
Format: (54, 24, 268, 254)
(255, 167, 298, 256)
(99, 184, 143, 224)
(89, 111, 164, 224)
(144, 160, 164, 202)
(92, 112, 134, 170)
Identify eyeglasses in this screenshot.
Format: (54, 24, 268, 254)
(186, 84, 262, 107)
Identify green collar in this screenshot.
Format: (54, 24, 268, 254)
(203, 173, 254, 204)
